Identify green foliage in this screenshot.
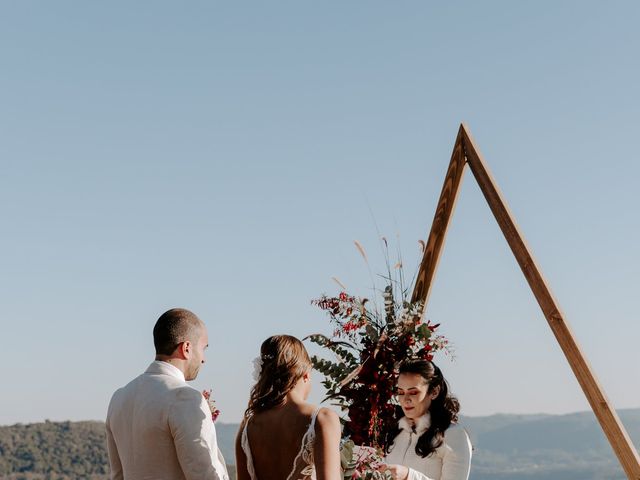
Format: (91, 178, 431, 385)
(309, 287, 449, 447)
(0, 421, 235, 479)
(307, 334, 360, 405)
(0, 421, 108, 478)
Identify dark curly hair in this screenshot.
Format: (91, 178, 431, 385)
(385, 359, 460, 458)
(244, 335, 312, 418)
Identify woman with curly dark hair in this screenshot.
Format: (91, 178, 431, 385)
(381, 359, 472, 480)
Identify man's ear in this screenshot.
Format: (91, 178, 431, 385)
(178, 341, 192, 359)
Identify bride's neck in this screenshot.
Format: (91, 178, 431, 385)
(284, 384, 308, 406)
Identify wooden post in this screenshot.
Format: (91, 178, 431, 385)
(411, 125, 467, 305)
(347, 123, 639, 477)
(457, 124, 640, 479)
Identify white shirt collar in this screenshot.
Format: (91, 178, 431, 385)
(145, 360, 186, 382)
(399, 413, 431, 434)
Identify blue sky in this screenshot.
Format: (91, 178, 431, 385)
(1, 1, 639, 425)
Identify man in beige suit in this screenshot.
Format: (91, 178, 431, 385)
(106, 308, 228, 480)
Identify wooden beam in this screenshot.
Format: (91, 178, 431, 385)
(411, 126, 467, 306)
(340, 132, 466, 385)
(460, 123, 640, 480)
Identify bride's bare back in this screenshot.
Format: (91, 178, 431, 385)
(237, 336, 341, 480)
(235, 402, 341, 480)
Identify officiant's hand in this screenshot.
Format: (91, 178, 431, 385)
(379, 463, 409, 480)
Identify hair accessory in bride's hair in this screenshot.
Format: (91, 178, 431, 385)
(251, 356, 263, 382)
(251, 353, 275, 381)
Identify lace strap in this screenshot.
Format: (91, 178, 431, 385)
(241, 420, 258, 480)
(309, 407, 321, 431)
(285, 407, 323, 480)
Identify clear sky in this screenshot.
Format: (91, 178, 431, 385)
(1, 1, 639, 425)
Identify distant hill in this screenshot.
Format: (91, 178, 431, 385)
(463, 409, 640, 480)
(0, 420, 108, 479)
(0, 420, 235, 480)
(2, 410, 639, 479)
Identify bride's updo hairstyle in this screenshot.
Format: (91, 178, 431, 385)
(386, 359, 460, 458)
(245, 335, 312, 417)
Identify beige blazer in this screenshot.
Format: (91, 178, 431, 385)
(106, 361, 228, 480)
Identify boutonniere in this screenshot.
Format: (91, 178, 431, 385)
(202, 389, 221, 422)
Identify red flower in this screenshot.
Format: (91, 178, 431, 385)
(202, 389, 221, 422)
(311, 286, 449, 450)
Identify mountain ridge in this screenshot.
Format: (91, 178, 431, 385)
(2, 409, 638, 479)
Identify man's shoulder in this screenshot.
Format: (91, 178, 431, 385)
(166, 384, 210, 427)
(111, 372, 147, 396)
(172, 383, 205, 405)
(107, 366, 201, 414)
(115, 372, 191, 402)
(107, 373, 145, 413)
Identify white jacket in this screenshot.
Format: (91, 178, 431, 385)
(106, 361, 228, 480)
(385, 415, 471, 480)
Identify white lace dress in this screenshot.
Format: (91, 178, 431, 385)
(241, 407, 321, 480)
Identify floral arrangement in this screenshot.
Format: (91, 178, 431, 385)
(340, 440, 391, 480)
(202, 389, 221, 422)
(308, 240, 451, 450)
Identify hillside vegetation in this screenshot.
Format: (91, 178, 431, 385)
(2, 410, 639, 479)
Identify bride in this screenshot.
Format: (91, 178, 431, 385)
(235, 335, 342, 480)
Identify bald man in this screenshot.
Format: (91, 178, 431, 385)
(106, 308, 228, 480)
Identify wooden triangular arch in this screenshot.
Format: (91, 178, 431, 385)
(412, 124, 640, 479)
